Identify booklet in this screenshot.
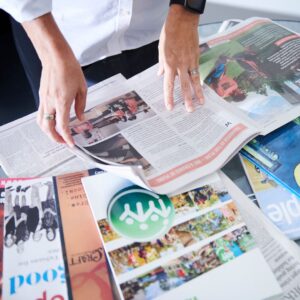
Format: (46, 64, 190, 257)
(240, 156, 300, 240)
(82, 170, 281, 300)
(2, 171, 113, 300)
(241, 117, 300, 198)
(70, 17, 300, 195)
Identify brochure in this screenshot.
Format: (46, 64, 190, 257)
(82, 170, 281, 300)
(240, 156, 300, 240)
(2, 171, 113, 300)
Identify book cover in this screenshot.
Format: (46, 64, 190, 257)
(241, 157, 300, 240)
(82, 171, 281, 300)
(241, 117, 300, 198)
(54, 170, 113, 300)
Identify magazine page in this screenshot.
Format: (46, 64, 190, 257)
(72, 65, 258, 194)
(0, 74, 125, 178)
(82, 170, 281, 300)
(220, 172, 300, 300)
(240, 156, 300, 240)
(54, 170, 113, 300)
(241, 117, 300, 198)
(199, 17, 300, 135)
(2, 178, 70, 299)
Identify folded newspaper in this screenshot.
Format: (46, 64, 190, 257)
(0, 18, 299, 195)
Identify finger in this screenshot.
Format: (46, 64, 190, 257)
(178, 69, 194, 112)
(190, 71, 205, 104)
(163, 68, 176, 110)
(157, 48, 165, 76)
(157, 63, 164, 76)
(56, 100, 74, 147)
(75, 85, 87, 121)
(38, 105, 65, 144)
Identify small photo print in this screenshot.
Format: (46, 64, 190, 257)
(4, 181, 59, 254)
(169, 192, 198, 216)
(84, 133, 151, 169)
(188, 181, 231, 210)
(98, 219, 120, 243)
(70, 91, 155, 147)
(212, 225, 255, 263)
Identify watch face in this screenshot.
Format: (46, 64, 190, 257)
(107, 186, 175, 242)
(187, 0, 206, 13)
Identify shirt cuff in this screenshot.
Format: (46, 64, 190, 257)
(0, 0, 52, 22)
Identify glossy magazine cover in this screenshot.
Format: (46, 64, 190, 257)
(241, 117, 300, 197)
(241, 157, 300, 240)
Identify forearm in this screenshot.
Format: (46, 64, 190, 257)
(22, 13, 75, 66)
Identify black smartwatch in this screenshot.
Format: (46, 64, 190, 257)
(170, 0, 206, 14)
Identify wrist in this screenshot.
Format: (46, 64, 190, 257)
(167, 5, 200, 30)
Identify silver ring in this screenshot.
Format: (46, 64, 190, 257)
(188, 68, 199, 76)
(44, 113, 56, 121)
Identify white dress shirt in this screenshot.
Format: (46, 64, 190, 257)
(1, 1, 169, 66)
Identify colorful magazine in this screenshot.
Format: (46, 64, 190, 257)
(0, 177, 32, 300)
(2, 171, 113, 300)
(241, 157, 300, 240)
(82, 171, 281, 300)
(241, 117, 300, 198)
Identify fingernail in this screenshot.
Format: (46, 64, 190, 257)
(186, 105, 194, 113)
(167, 103, 173, 111)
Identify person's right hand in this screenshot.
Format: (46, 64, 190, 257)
(37, 53, 87, 147)
(22, 13, 87, 147)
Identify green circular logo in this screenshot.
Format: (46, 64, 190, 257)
(107, 186, 175, 242)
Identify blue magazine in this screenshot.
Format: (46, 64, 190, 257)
(241, 117, 300, 198)
(241, 157, 300, 240)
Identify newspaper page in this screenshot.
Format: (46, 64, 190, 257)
(200, 18, 300, 135)
(70, 65, 258, 194)
(82, 170, 281, 300)
(220, 173, 300, 300)
(0, 74, 126, 178)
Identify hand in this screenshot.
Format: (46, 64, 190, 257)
(22, 13, 87, 147)
(37, 53, 87, 147)
(158, 5, 204, 112)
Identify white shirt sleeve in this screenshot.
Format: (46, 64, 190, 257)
(0, 0, 52, 22)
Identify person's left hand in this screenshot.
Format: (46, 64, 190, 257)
(158, 4, 204, 112)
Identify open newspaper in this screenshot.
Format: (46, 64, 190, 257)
(69, 17, 300, 194)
